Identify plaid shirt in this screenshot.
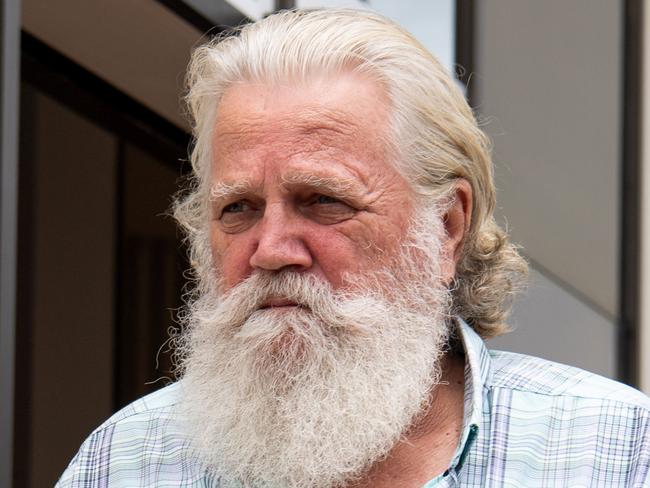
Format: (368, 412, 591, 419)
(57, 320, 650, 487)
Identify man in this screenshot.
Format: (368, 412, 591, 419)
(58, 9, 650, 488)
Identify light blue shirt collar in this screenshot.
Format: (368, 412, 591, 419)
(423, 317, 488, 485)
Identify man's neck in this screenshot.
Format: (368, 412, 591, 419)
(348, 351, 466, 488)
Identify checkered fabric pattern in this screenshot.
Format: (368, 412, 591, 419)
(57, 320, 650, 487)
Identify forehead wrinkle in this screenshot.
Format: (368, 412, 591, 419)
(292, 107, 359, 137)
(215, 106, 359, 145)
(213, 112, 269, 154)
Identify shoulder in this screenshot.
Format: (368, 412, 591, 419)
(56, 382, 207, 486)
(485, 349, 650, 461)
(467, 349, 650, 484)
(96, 380, 182, 428)
(76, 381, 184, 444)
(482, 351, 650, 483)
(487, 349, 650, 407)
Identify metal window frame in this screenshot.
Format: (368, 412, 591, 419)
(619, 0, 643, 387)
(0, 1, 21, 486)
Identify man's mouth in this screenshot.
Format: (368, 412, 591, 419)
(259, 298, 301, 309)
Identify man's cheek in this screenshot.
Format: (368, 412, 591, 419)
(217, 250, 253, 289)
(210, 228, 244, 277)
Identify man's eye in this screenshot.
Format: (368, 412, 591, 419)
(217, 200, 259, 233)
(303, 194, 356, 224)
(313, 194, 341, 205)
(221, 201, 249, 215)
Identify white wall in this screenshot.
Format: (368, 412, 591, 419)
(476, 0, 622, 377)
(492, 268, 616, 377)
(296, 0, 455, 74)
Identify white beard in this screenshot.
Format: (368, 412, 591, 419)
(175, 210, 452, 488)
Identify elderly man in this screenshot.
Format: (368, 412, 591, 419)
(58, 9, 649, 488)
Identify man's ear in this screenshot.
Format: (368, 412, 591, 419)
(441, 179, 473, 283)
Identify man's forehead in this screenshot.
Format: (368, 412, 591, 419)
(213, 106, 359, 146)
(213, 75, 390, 142)
(209, 75, 396, 193)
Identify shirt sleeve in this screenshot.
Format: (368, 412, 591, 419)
(55, 424, 117, 488)
(628, 406, 650, 487)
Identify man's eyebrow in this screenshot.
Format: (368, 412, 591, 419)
(209, 180, 253, 203)
(209, 173, 367, 204)
(281, 172, 365, 200)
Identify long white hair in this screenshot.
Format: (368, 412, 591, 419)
(175, 8, 527, 338)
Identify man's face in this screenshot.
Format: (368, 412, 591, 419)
(180, 71, 455, 488)
(209, 72, 416, 292)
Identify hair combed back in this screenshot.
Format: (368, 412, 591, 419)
(176, 8, 528, 338)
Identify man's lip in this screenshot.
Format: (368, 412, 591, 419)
(260, 299, 300, 309)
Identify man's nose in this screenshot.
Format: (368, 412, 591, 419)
(249, 204, 313, 272)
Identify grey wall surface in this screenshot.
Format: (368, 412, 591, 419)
(489, 268, 616, 378)
(475, 0, 621, 376)
(22, 0, 200, 130)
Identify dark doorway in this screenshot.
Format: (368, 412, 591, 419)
(14, 33, 190, 487)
